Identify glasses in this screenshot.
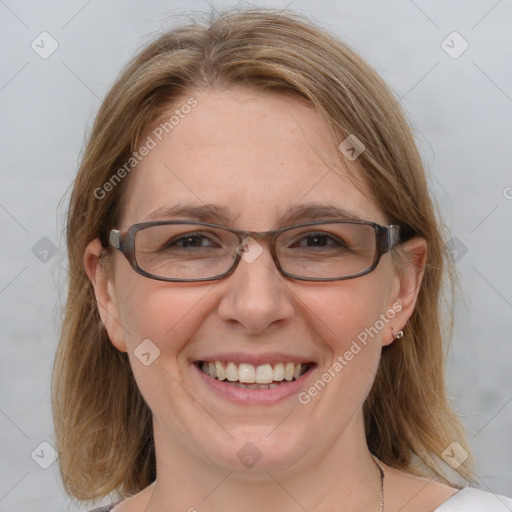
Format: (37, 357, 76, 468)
(108, 220, 402, 282)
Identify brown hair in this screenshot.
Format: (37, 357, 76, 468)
(53, 7, 472, 502)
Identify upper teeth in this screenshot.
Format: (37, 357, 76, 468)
(201, 361, 305, 384)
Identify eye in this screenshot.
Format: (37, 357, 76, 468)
(291, 232, 348, 249)
(163, 232, 221, 250)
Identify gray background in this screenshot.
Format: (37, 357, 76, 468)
(0, 0, 511, 510)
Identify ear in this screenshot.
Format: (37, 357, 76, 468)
(84, 238, 127, 352)
(382, 237, 427, 346)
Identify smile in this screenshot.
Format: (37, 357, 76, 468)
(196, 361, 311, 389)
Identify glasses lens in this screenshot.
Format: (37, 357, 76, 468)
(276, 222, 377, 279)
(134, 224, 238, 280)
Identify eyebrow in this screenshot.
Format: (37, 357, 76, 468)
(145, 203, 231, 223)
(278, 203, 364, 225)
(144, 202, 364, 226)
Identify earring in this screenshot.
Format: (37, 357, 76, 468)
(393, 330, 404, 340)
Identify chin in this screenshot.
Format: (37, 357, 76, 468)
(200, 426, 307, 476)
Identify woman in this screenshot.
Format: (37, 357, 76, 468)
(53, 8, 512, 512)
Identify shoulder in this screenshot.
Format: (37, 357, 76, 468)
(435, 487, 512, 511)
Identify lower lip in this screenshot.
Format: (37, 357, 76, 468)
(193, 363, 315, 405)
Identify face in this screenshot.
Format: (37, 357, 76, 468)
(86, 87, 423, 477)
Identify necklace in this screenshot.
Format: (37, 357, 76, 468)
(373, 456, 385, 511)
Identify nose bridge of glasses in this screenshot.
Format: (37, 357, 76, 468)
(231, 227, 281, 251)
(228, 228, 282, 276)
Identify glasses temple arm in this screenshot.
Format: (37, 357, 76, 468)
(109, 229, 121, 249)
(381, 225, 402, 252)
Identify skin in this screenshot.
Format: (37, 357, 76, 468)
(85, 88, 459, 511)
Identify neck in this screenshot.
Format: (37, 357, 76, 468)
(146, 411, 383, 512)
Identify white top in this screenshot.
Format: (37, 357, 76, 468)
(435, 487, 512, 511)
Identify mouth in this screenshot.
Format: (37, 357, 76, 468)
(194, 361, 315, 390)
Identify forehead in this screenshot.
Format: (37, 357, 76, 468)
(121, 88, 384, 229)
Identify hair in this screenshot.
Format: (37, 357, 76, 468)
(53, 7, 473, 503)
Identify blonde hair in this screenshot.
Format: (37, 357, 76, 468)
(53, 7, 472, 502)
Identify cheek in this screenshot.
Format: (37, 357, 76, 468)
(115, 280, 221, 420)
(287, 283, 388, 445)
(300, 276, 391, 356)
(115, 276, 217, 362)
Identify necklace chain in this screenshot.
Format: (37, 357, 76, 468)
(145, 458, 385, 511)
(373, 456, 385, 511)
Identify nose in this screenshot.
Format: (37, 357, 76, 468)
(216, 240, 295, 334)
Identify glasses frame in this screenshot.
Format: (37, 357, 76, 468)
(108, 219, 402, 282)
